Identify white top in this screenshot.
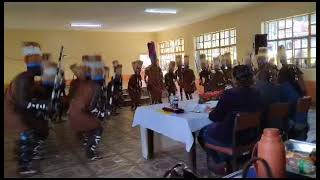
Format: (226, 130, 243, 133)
(132, 99, 217, 152)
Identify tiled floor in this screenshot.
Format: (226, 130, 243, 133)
(4, 103, 316, 178)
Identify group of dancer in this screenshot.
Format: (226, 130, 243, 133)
(4, 42, 125, 175)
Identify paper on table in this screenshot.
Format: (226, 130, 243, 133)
(183, 103, 207, 113)
(205, 100, 219, 108)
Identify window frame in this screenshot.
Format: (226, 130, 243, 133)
(159, 38, 185, 73)
(195, 28, 237, 68)
(263, 12, 316, 69)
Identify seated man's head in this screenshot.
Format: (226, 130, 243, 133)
(232, 65, 254, 87)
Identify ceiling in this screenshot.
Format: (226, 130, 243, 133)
(4, 2, 261, 32)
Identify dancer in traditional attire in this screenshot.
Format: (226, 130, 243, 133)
(174, 55, 184, 100)
(199, 54, 210, 92)
(4, 42, 50, 175)
(182, 55, 196, 100)
(128, 60, 143, 110)
(68, 61, 104, 160)
(108, 63, 123, 114)
(145, 41, 164, 104)
(164, 61, 177, 102)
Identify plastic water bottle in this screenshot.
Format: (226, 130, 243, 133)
(169, 95, 174, 107)
(173, 96, 179, 109)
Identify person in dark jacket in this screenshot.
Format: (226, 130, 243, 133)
(164, 61, 177, 102)
(197, 65, 262, 174)
(277, 46, 307, 140)
(254, 63, 282, 130)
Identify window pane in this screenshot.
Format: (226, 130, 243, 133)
(220, 31, 225, 38)
(293, 15, 309, 37)
(212, 48, 219, 57)
(279, 40, 285, 47)
(311, 13, 316, 24)
(286, 18, 292, 28)
(267, 41, 277, 59)
(286, 40, 292, 50)
(182, 45, 184, 51)
(231, 37, 235, 44)
(225, 38, 229, 46)
(311, 48, 316, 58)
(215, 33, 220, 40)
(225, 31, 229, 38)
(279, 19, 285, 29)
(310, 58, 316, 67)
(268, 21, 278, 40)
(311, 25, 316, 35)
(294, 49, 302, 58)
(285, 28, 292, 38)
(301, 48, 308, 58)
(204, 41, 211, 48)
(311, 37, 316, 47)
(216, 40, 219, 47)
(279, 29, 285, 39)
(200, 36, 203, 42)
(301, 38, 308, 48)
(287, 50, 293, 59)
(221, 39, 225, 46)
(231, 30, 235, 37)
(294, 39, 301, 48)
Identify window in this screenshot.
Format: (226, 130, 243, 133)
(263, 13, 316, 68)
(139, 54, 151, 69)
(195, 28, 237, 71)
(159, 38, 184, 73)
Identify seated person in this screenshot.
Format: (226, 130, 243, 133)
(198, 65, 262, 174)
(255, 63, 282, 130)
(278, 65, 306, 140)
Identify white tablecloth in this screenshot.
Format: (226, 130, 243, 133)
(132, 99, 216, 153)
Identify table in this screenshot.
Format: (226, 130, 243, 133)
(132, 99, 217, 172)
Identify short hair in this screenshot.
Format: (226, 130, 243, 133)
(232, 65, 254, 87)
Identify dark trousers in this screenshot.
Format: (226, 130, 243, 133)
(179, 87, 184, 101)
(197, 126, 231, 164)
(185, 92, 193, 100)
